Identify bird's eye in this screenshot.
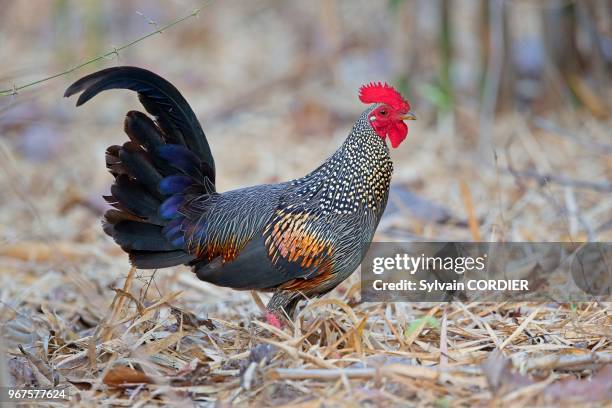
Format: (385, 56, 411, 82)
(379, 109, 388, 116)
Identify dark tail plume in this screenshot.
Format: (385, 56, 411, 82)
(64, 66, 215, 184)
(65, 67, 215, 269)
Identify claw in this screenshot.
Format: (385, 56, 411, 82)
(265, 311, 282, 329)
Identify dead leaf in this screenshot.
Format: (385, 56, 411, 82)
(482, 349, 533, 394)
(171, 359, 211, 387)
(248, 344, 278, 365)
(482, 349, 512, 391)
(543, 364, 612, 403)
(103, 366, 153, 387)
(386, 184, 453, 224)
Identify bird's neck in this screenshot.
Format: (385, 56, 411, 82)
(292, 117, 393, 215)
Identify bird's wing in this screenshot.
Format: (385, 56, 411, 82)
(192, 192, 337, 292)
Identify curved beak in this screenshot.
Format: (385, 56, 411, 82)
(400, 111, 417, 121)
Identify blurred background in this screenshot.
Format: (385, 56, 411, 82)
(0, 0, 610, 247)
(1, 0, 610, 249)
(0, 1, 610, 403)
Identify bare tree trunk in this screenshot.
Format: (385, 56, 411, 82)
(540, 0, 581, 110)
(576, 1, 610, 90)
(478, 0, 506, 159)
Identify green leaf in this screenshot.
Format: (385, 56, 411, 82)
(387, 0, 404, 13)
(405, 316, 440, 337)
(418, 83, 452, 112)
(435, 397, 450, 408)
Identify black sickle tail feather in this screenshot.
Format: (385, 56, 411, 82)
(66, 67, 215, 269)
(64, 66, 215, 182)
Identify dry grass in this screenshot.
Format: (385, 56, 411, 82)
(1, 104, 610, 406)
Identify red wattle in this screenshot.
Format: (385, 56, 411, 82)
(387, 121, 408, 148)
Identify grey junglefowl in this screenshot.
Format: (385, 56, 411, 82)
(64, 67, 416, 327)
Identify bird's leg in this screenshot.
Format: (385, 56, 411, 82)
(265, 291, 303, 329)
(265, 311, 282, 329)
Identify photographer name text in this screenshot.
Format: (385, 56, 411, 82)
(372, 279, 529, 292)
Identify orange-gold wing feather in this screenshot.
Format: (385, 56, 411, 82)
(263, 209, 335, 287)
(191, 232, 247, 263)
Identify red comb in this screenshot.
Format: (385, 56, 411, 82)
(359, 82, 410, 113)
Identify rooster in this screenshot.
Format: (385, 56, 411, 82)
(65, 67, 415, 324)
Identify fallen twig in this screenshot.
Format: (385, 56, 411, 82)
(500, 307, 541, 350)
(533, 118, 612, 155)
(522, 351, 612, 372)
(505, 168, 612, 192)
(103, 267, 138, 342)
(268, 364, 438, 381)
(0, 2, 213, 96)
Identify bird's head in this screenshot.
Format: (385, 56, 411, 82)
(359, 82, 416, 148)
